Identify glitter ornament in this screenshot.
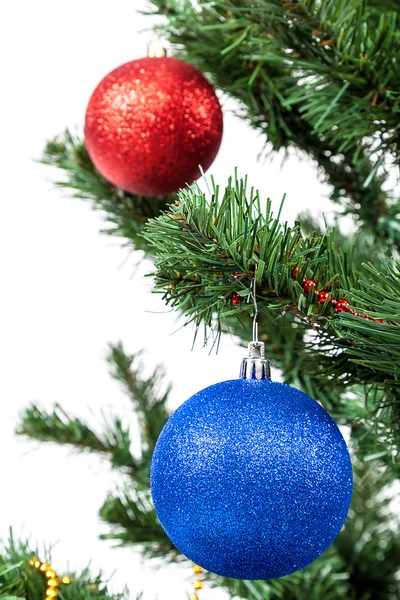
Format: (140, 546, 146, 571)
(151, 342, 353, 580)
(84, 56, 223, 196)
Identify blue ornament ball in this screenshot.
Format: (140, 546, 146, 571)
(150, 379, 353, 580)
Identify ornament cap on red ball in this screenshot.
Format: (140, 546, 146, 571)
(84, 56, 223, 197)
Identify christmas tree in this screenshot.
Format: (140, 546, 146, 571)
(17, 1, 400, 598)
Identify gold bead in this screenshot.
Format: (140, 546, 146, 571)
(46, 571, 56, 579)
(47, 580, 59, 587)
(29, 559, 35, 566)
(190, 595, 199, 600)
(46, 590, 57, 598)
(40, 564, 48, 572)
(194, 581, 203, 590)
(62, 576, 71, 585)
(34, 561, 41, 569)
(193, 565, 203, 574)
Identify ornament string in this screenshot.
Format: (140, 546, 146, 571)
(198, 165, 213, 198)
(148, 2, 172, 57)
(29, 557, 71, 599)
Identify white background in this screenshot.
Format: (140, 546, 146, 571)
(0, 1, 333, 598)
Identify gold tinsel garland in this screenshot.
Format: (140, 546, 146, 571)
(191, 564, 203, 600)
(29, 557, 204, 599)
(29, 557, 71, 599)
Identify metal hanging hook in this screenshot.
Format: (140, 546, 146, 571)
(240, 264, 271, 380)
(148, 3, 170, 57)
(252, 267, 259, 343)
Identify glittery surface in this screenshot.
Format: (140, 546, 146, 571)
(84, 57, 223, 196)
(150, 379, 353, 580)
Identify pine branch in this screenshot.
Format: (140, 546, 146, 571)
(99, 489, 176, 558)
(39, 133, 391, 412)
(220, 550, 348, 600)
(335, 267, 400, 385)
(17, 404, 138, 474)
(107, 344, 171, 462)
(18, 344, 171, 476)
(143, 176, 400, 387)
(17, 344, 174, 548)
(42, 131, 175, 252)
(31, 6, 400, 594)
(0, 532, 126, 600)
(149, 0, 400, 247)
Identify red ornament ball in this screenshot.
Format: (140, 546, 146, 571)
(84, 56, 223, 196)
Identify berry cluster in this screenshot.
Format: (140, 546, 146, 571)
(300, 277, 353, 313)
(294, 269, 385, 322)
(230, 269, 385, 324)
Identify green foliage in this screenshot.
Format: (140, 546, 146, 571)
(0, 533, 126, 600)
(143, 176, 400, 405)
(99, 488, 175, 558)
(27, 1, 400, 598)
(19, 346, 400, 599)
(42, 131, 175, 252)
(18, 404, 136, 473)
(107, 344, 170, 464)
(18, 344, 174, 553)
(149, 0, 400, 248)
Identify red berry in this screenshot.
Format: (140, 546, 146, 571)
(292, 267, 299, 279)
(231, 292, 241, 306)
(303, 279, 317, 293)
(335, 299, 350, 313)
(318, 290, 330, 304)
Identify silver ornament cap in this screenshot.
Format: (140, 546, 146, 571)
(240, 341, 271, 380)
